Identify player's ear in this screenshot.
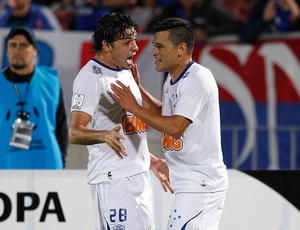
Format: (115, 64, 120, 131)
(102, 40, 111, 51)
(177, 42, 186, 57)
(33, 46, 38, 56)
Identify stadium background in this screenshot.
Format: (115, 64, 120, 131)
(0, 29, 300, 229)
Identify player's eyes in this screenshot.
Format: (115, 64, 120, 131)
(154, 45, 162, 49)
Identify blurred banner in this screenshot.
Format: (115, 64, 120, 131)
(0, 170, 300, 230)
(0, 30, 299, 170)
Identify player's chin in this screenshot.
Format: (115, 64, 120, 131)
(154, 61, 163, 71)
(122, 64, 131, 70)
(155, 64, 164, 72)
(122, 62, 133, 70)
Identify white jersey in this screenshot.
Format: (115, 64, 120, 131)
(71, 58, 150, 184)
(162, 61, 228, 193)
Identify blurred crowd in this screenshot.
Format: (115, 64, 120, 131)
(0, 0, 300, 43)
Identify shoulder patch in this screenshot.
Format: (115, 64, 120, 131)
(71, 94, 85, 110)
(92, 65, 102, 75)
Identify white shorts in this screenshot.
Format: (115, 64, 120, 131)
(167, 191, 227, 230)
(90, 171, 155, 230)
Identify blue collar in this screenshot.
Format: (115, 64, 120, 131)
(92, 58, 123, 72)
(170, 61, 194, 85)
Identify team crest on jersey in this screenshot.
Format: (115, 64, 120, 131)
(71, 94, 85, 110)
(92, 65, 102, 74)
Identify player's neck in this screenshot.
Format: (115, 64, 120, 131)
(169, 58, 192, 82)
(94, 54, 117, 70)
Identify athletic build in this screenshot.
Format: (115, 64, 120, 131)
(112, 17, 228, 229)
(69, 13, 172, 230)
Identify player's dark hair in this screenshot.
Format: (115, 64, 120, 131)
(153, 17, 194, 54)
(92, 12, 137, 53)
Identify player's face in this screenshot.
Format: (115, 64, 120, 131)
(6, 35, 37, 72)
(109, 28, 138, 70)
(152, 31, 181, 76)
(7, 0, 29, 9)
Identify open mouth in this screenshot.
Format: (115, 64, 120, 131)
(127, 56, 133, 65)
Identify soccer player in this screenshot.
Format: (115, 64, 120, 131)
(68, 13, 173, 230)
(111, 17, 228, 230)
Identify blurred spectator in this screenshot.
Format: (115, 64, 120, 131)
(32, 1, 77, 31)
(51, 0, 76, 30)
(0, 0, 5, 7)
(126, 0, 163, 32)
(0, 0, 62, 30)
(50, 0, 75, 10)
(0, 27, 68, 169)
(73, 0, 137, 31)
(32, 0, 62, 7)
(144, 0, 244, 43)
(157, 0, 179, 5)
(216, 0, 252, 22)
(74, 0, 110, 31)
(239, 0, 300, 43)
(101, 0, 137, 8)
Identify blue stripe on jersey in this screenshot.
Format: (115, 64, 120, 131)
(92, 58, 123, 72)
(181, 210, 203, 230)
(170, 61, 195, 85)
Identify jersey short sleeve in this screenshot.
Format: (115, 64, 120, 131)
(71, 65, 102, 116)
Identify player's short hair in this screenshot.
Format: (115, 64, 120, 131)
(153, 17, 195, 54)
(92, 12, 137, 53)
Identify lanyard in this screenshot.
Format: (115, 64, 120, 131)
(13, 82, 30, 111)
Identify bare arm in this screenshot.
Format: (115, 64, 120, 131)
(262, 0, 277, 22)
(68, 111, 127, 159)
(111, 80, 191, 139)
(150, 154, 174, 193)
(285, 0, 300, 18)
